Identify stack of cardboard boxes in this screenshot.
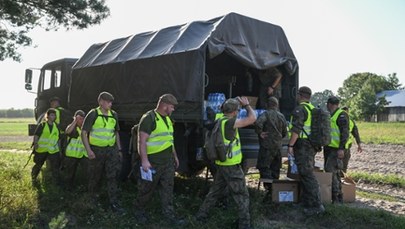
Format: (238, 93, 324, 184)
(267, 159, 356, 203)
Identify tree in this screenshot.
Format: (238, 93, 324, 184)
(310, 89, 334, 111)
(0, 0, 110, 61)
(337, 72, 401, 121)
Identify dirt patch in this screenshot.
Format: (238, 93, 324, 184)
(0, 135, 32, 142)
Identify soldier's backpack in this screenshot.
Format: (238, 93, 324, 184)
(302, 104, 331, 151)
(204, 117, 235, 162)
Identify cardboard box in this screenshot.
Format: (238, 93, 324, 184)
(341, 177, 356, 202)
(272, 180, 299, 203)
(314, 172, 332, 203)
(244, 96, 258, 109)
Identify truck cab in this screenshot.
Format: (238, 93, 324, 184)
(25, 58, 78, 122)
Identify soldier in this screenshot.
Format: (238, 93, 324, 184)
(342, 106, 363, 174)
(31, 108, 61, 185)
(324, 96, 350, 203)
(255, 96, 287, 189)
(196, 96, 256, 229)
(288, 86, 325, 215)
(133, 94, 182, 225)
(49, 96, 72, 155)
(81, 92, 124, 213)
(62, 110, 87, 190)
(257, 67, 283, 109)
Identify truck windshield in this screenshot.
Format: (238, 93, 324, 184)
(40, 67, 62, 92)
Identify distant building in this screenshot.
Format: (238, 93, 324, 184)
(374, 90, 405, 122)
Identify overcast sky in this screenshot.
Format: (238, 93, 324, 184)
(1, 0, 404, 109)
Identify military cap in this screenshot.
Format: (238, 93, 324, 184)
(327, 96, 340, 105)
(222, 98, 240, 113)
(74, 110, 85, 117)
(298, 86, 312, 96)
(159, 93, 178, 105)
(98, 91, 114, 101)
(49, 96, 61, 103)
(268, 96, 279, 107)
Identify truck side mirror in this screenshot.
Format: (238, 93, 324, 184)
(25, 69, 33, 91)
(25, 69, 32, 84)
(25, 83, 32, 90)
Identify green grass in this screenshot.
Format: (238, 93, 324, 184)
(348, 171, 405, 188)
(357, 122, 405, 144)
(357, 190, 399, 202)
(0, 118, 34, 136)
(1, 151, 405, 229)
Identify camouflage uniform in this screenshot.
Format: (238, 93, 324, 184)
(134, 110, 177, 219)
(197, 117, 251, 229)
(290, 104, 322, 209)
(343, 120, 361, 173)
(255, 108, 287, 183)
(88, 145, 121, 204)
(82, 108, 122, 205)
(323, 109, 349, 202)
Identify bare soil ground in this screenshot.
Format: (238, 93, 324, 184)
(340, 144, 405, 216)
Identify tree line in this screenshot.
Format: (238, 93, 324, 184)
(311, 72, 403, 121)
(0, 108, 34, 118)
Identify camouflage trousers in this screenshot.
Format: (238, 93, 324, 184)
(62, 156, 88, 188)
(197, 164, 250, 228)
(323, 147, 343, 199)
(88, 146, 121, 204)
(342, 146, 352, 174)
(294, 139, 322, 208)
(256, 146, 282, 180)
(31, 151, 61, 184)
(134, 159, 175, 216)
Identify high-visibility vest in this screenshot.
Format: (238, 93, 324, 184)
(146, 112, 174, 154)
(215, 117, 242, 166)
(328, 108, 345, 148)
(288, 102, 313, 139)
(55, 107, 63, 125)
(89, 107, 117, 147)
(345, 119, 355, 148)
(36, 122, 59, 154)
(65, 127, 87, 158)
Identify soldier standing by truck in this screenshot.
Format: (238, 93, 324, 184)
(196, 96, 256, 229)
(81, 92, 124, 213)
(254, 97, 287, 189)
(342, 106, 362, 175)
(31, 108, 61, 186)
(49, 97, 72, 155)
(62, 110, 87, 190)
(324, 96, 350, 204)
(133, 94, 182, 225)
(288, 86, 325, 215)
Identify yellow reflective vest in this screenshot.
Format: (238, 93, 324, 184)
(215, 117, 242, 166)
(328, 108, 345, 148)
(345, 119, 355, 148)
(146, 112, 174, 154)
(288, 102, 313, 139)
(89, 107, 117, 147)
(66, 127, 87, 158)
(36, 122, 59, 154)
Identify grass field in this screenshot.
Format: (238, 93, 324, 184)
(0, 118, 35, 136)
(357, 122, 405, 144)
(1, 118, 405, 145)
(1, 151, 404, 229)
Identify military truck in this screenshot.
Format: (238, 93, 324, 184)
(25, 12, 298, 176)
